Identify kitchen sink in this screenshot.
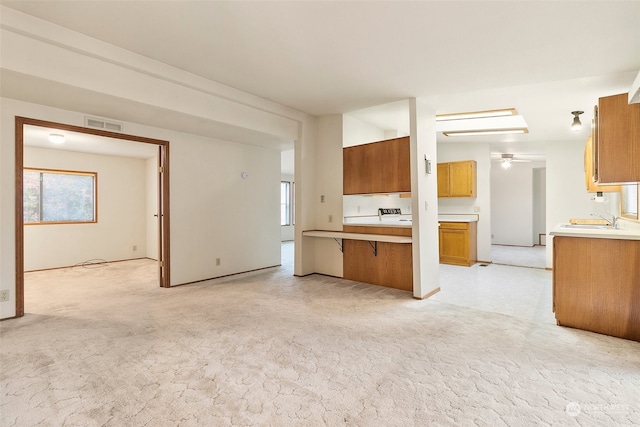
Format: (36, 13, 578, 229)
(561, 224, 611, 230)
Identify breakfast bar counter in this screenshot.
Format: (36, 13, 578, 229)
(303, 224, 413, 292)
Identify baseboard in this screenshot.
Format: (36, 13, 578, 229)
(414, 287, 441, 300)
(24, 257, 150, 273)
(172, 264, 281, 287)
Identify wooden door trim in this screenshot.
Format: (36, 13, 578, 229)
(15, 116, 172, 317)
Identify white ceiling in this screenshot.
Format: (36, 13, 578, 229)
(24, 125, 158, 159)
(3, 1, 640, 160)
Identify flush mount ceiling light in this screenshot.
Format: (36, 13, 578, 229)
(571, 111, 584, 132)
(48, 133, 65, 144)
(437, 108, 528, 136)
(501, 159, 512, 169)
(436, 108, 517, 122)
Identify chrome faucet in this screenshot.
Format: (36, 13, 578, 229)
(590, 213, 618, 229)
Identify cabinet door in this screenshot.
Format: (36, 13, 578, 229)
(439, 223, 469, 265)
(343, 143, 366, 194)
(553, 236, 640, 341)
(449, 161, 476, 197)
(597, 93, 640, 183)
(584, 135, 619, 192)
(343, 137, 410, 194)
(437, 163, 450, 197)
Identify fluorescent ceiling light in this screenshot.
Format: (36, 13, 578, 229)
(436, 108, 517, 121)
(442, 129, 529, 137)
(438, 114, 528, 133)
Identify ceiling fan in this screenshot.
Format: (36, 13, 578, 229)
(493, 153, 531, 169)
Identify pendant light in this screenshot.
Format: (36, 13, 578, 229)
(571, 111, 584, 132)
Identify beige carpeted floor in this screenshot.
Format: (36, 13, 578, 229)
(1, 250, 639, 426)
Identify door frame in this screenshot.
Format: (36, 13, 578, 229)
(14, 116, 171, 317)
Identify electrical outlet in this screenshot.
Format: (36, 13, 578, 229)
(132, 245, 137, 251)
(329, 215, 333, 223)
(474, 206, 481, 213)
(320, 195, 325, 203)
(0, 290, 9, 302)
(216, 258, 221, 266)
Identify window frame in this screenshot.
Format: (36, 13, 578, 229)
(292, 181, 295, 226)
(280, 181, 291, 226)
(620, 182, 639, 221)
(23, 167, 98, 225)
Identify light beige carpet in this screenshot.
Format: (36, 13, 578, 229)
(1, 257, 639, 426)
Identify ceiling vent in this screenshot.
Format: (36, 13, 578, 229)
(85, 116, 124, 132)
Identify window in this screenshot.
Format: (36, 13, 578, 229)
(621, 183, 638, 220)
(24, 168, 97, 224)
(280, 181, 291, 226)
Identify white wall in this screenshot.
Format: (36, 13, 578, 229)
(532, 167, 546, 245)
(310, 115, 344, 277)
(437, 143, 492, 262)
(169, 126, 281, 285)
(23, 147, 148, 270)
(3, 98, 281, 287)
(343, 194, 412, 219)
(343, 114, 385, 147)
(490, 162, 535, 246)
(545, 140, 620, 267)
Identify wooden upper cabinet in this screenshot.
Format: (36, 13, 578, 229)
(437, 163, 450, 197)
(596, 93, 640, 183)
(438, 160, 476, 198)
(343, 136, 410, 195)
(584, 135, 619, 193)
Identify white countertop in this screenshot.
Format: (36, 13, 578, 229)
(344, 221, 412, 228)
(438, 214, 479, 223)
(343, 214, 478, 227)
(302, 230, 412, 243)
(549, 223, 640, 240)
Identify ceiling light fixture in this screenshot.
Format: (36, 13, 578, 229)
(501, 159, 512, 169)
(48, 133, 65, 144)
(442, 128, 529, 137)
(571, 111, 584, 132)
(436, 108, 517, 121)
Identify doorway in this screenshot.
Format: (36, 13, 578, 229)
(490, 163, 547, 269)
(14, 117, 171, 317)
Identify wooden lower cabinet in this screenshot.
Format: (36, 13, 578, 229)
(553, 236, 640, 341)
(438, 222, 477, 266)
(342, 226, 412, 292)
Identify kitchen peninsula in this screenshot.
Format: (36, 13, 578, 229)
(303, 211, 480, 293)
(304, 134, 480, 294)
(342, 212, 414, 291)
(550, 222, 640, 342)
